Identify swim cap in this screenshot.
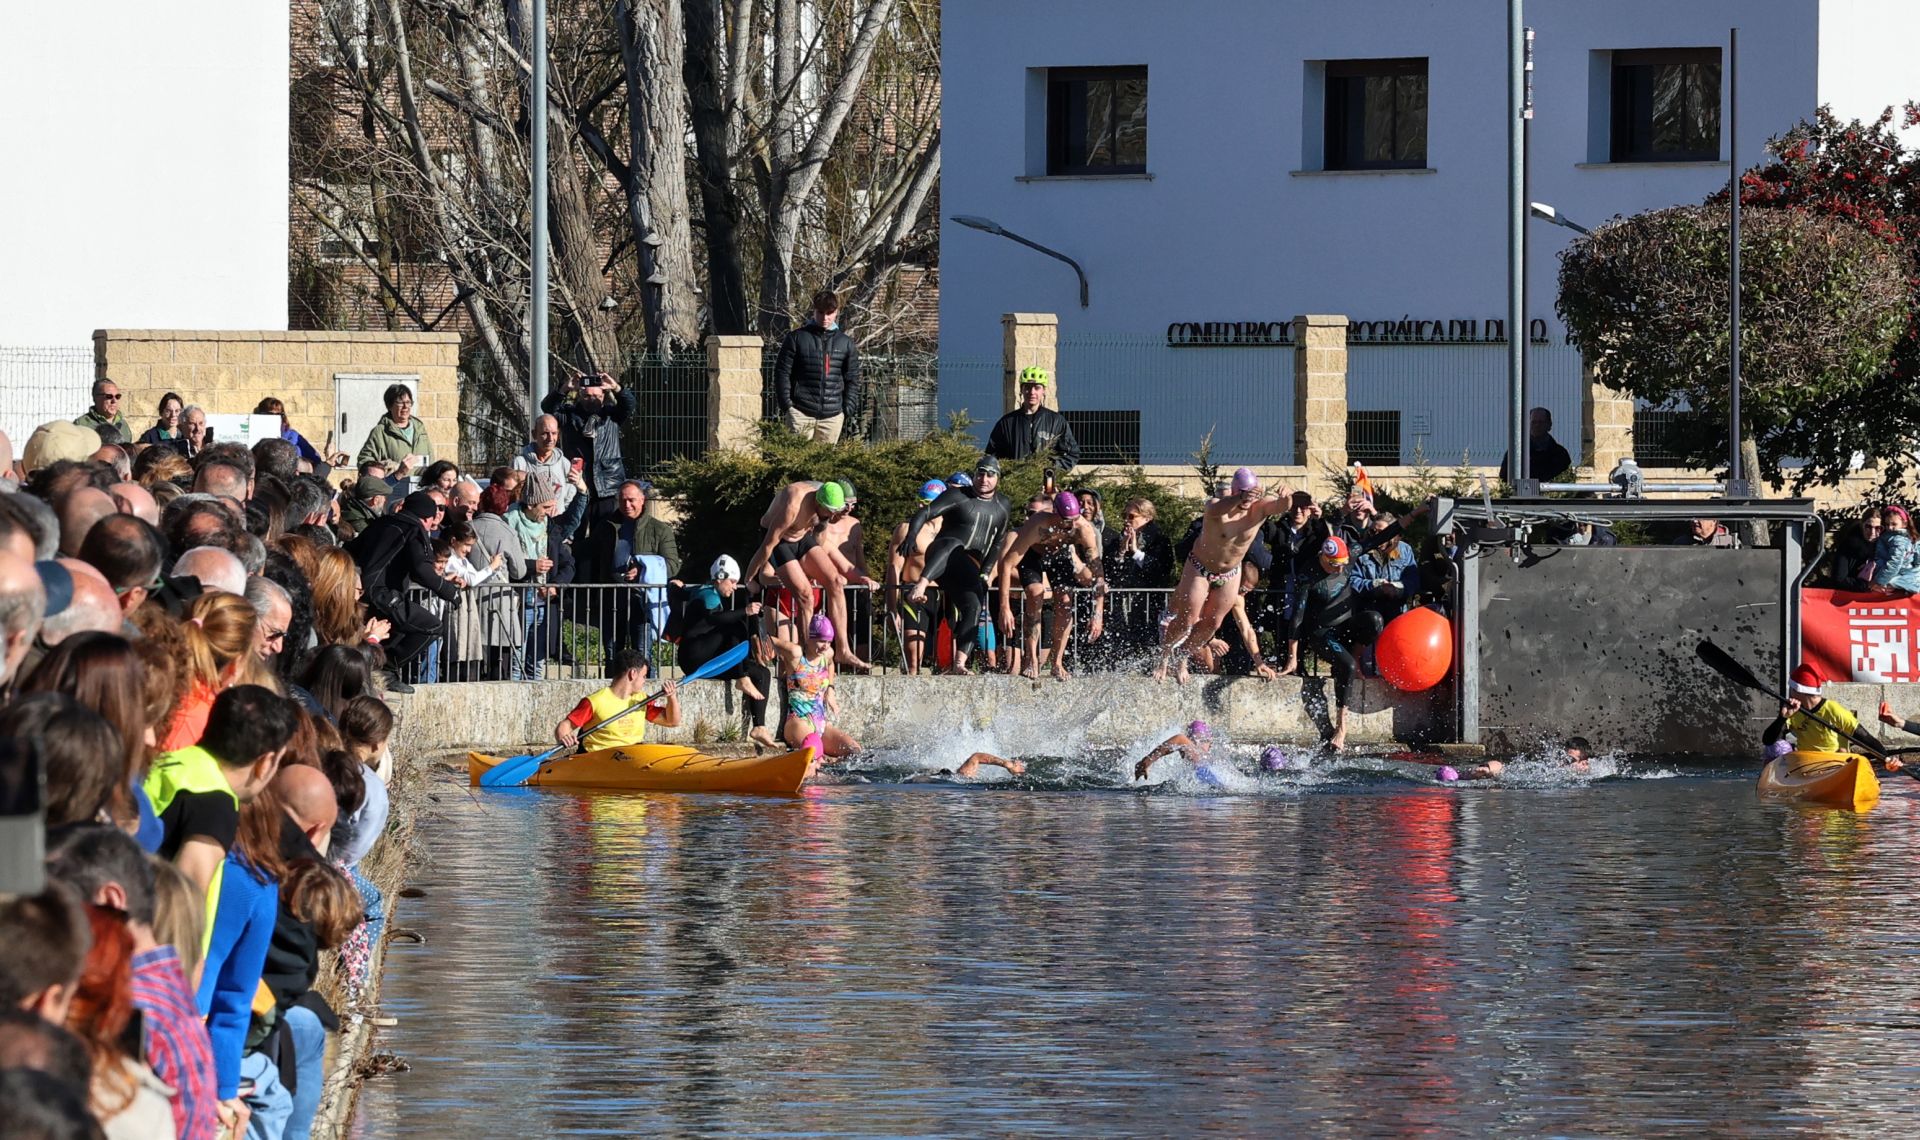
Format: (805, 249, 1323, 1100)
(1260, 746, 1287, 772)
(1231, 467, 1259, 494)
(976, 455, 1002, 476)
(1766, 739, 1793, 760)
(948, 472, 973, 489)
(710, 554, 741, 581)
(1053, 490, 1082, 519)
(1790, 663, 1822, 695)
(835, 479, 858, 504)
(1321, 536, 1349, 563)
(808, 613, 835, 642)
(803, 731, 825, 758)
(1437, 766, 1460, 783)
(919, 479, 946, 502)
(1187, 720, 1212, 741)
(815, 481, 847, 511)
(1019, 366, 1051, 387)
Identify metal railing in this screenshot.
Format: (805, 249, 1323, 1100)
(621, 350, 710, 476)
(389, 581, 1282, 683)
(0, 345, 94, 448)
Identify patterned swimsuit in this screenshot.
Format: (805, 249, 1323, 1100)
(787, 651, 833, 733)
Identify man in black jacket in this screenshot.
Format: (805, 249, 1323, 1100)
(773, 290, 861, 443)
(346, 491, 459, 690)
(986, 367, 1080, 473)
(540, 370, 635, 542)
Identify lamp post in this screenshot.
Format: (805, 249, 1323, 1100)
(1529, 201, 1591, 236)
(530, 0, 549, 432)
(950, 216, 1089, 308)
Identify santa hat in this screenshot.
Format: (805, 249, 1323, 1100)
(1790, 664, 1822, 696)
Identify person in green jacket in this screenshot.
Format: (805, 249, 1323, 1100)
(355, 383, 434, 489)
(73, 379, 132, 441)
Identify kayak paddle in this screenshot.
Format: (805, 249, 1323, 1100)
(480, 640, 751, 789)
(1694, 639, 1919, 777)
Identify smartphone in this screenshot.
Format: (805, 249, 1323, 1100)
(0, 738, 44, 896)
(570, 457, 584, 474)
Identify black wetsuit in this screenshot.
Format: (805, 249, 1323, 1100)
(669, 585, 772, 729)
(903, 487, 1010, 659)
(1288, 519, 1406, 707)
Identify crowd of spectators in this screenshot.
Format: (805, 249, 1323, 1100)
(0, 394, 403, 1139)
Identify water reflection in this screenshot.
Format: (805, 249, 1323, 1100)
(355, 774, 1920, 1136)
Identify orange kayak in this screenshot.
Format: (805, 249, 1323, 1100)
(467, 742, 815, 795)
(1756, 751, 1878, 812)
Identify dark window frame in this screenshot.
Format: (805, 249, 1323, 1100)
(1324, 57, 1429, 171)
(1045, 66, 1149, 176)
(1061, 409, 1142, 466)
(1610, 48, 1722, 163)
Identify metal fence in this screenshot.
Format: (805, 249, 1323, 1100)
(1054, 337, 1295, 465)
(620, 350, 710, 476)
(0, 345, 94, 447)
(1633, 402, 1703, 469)
(759, 348, 953, 442)
(1346, 343, 1585, 468)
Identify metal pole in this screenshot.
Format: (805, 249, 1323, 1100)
(1506, 0, 1527, 491)
(1726, 26, 1746, 497)
(1519, 24, 1535, 489)
(530, 0, 550, 429)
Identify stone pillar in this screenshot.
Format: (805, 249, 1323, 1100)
(1291, 314, 1349, 494)
(706, 334, 766, 450)
(1001, 312, 1059, 412)
(1581, 358, 1633, 474)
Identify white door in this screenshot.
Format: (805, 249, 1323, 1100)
(334, 373, 419, 467)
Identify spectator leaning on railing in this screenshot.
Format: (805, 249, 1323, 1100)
(581, 479, 678, 666)
(346, 491, 459, 693)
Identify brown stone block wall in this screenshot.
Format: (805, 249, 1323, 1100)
(94, 330, 463, 465)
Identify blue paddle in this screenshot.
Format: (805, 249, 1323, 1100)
(480, 641, 752, 788)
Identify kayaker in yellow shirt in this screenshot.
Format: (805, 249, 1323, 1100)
(555, 648, 681, 751)
(1761, 664, 1860, 754)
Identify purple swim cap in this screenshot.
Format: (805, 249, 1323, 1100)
(1053, 490, 1082, 519)
(808, 614, 835, 643)
(1437, 766, 1460, 783)
(1766, 739, 1793, 760)
(1187, 720, 1212, 741)
(1260, 745, 1287, 772)
(1231, 467, 1259, 494)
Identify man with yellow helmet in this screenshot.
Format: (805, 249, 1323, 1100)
(985, 366, 1080, 473)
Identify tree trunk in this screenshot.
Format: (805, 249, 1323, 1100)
(1739, 434, 1771, 547)
(615, 0, 700, 353)
(683, 0, 752, 335)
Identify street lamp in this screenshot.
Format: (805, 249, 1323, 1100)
(950, 215, 1090, 308)
(1528, 201, 1591, 236)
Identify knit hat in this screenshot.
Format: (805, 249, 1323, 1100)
(402, 491, 440, 520)
(1790, 664, 1822, 696)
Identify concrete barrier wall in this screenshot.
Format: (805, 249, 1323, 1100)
(386, 672, 1449, 758)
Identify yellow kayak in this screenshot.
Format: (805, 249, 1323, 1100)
(1756, 751, 1879, 812)
(468, 742, 816, 795)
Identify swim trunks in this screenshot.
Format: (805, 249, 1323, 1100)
(1018, 543, 1081, 589)
(769, 532, 820, 570)
(1186, 552, 1242, 589)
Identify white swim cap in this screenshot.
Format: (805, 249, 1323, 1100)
(710, 554, 741, 581)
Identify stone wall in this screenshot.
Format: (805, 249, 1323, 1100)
(386, 672, 1446, 759)
(95, 329, 463, 462)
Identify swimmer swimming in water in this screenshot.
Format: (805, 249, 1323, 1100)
(1134, 720, 1217, 780)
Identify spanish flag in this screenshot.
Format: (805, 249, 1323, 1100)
(1352, 462, 1377, 508)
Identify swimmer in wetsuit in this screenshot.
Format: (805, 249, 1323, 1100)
(1156, 467, 1294, 684)
(996, 490, 1107, 681)
(1133, 720, 1218, 781)
(888, 479, 946, 674)
(901, 455, 1012, 675)
(743, 479, 876, 669)
(768, 613, 861, 758)
(1282, 502, 1430, 751)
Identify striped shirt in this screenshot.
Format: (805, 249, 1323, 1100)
(132, 945, 219, 1140)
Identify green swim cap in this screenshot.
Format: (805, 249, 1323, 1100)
(815, 481, 847, 511)
(835, 479, 858, 504)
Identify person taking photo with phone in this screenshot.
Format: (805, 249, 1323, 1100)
(541, 370, 634, 545)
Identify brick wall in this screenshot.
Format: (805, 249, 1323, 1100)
(94, 330, 462, 462)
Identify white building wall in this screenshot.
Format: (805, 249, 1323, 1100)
(940, 0, 1912, 460)
(0, 2, 290, 347)
(1819, 0, 1920, 137)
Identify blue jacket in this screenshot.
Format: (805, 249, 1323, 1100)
(196, 855, 279, 1100)
(1349, 537, 1419, 599)
(1873, 531, 1920, 592)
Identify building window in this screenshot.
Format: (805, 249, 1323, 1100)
(1046, 67, 1147, 176)
(1347, 410, 1402, 466)
(1325, 59, 1428, 170)
(1611, 49, 1720, 162)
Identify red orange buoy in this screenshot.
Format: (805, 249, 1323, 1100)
(1376, 606, 1452, 692)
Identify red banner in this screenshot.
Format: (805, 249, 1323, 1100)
(1802, 588, 1920, 683)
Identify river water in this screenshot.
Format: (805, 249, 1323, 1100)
(353, 753, 1920, 1137)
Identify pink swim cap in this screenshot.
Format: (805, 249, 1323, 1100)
(808, 614, 835, 642)
(1188, 720, 1212, 740)
(1231, 467, 1259, 494)
(803, 731, 825, 757)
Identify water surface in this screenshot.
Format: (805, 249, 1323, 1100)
(354, 758, 1920, 1136)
